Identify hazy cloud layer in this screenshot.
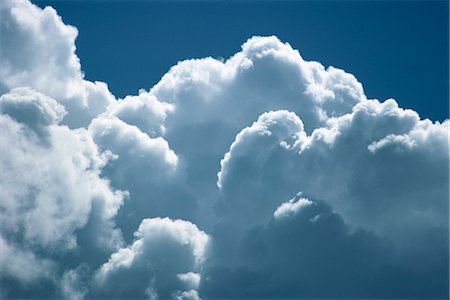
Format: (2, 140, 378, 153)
(0, 1, 448, 299)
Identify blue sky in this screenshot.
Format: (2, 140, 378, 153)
(35, 0, 449, 121)
(0, 0, 449, 299)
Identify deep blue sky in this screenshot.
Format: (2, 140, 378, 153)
(35, 0, 449, 121)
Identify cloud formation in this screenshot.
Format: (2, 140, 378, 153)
(0, 1, 448, 299)
(0, 87, 124, 298)
(93, 217, 208, 299)
(0, 0, 115, 128)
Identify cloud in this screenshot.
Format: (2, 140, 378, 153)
(217, 102, 448, 247)
(151, 35, 365, 136)
(203, 191, 447, 298)
(59, 267, 89, 300)
(0, 88, 125, 296)
(216, 110, 306, 227)
(120, 35, 369, 233)
(103, 89, 175, 138)
(0, 0, 115, 128)
(273, 192, 314, 219)
(201, 193, 393, 298)
(0, 87, 66, 134)
(89, 116, 178, 183)
(89, 115, 200, 241)
(211, 105, 448, 297)
(0, 0, 448, 298)
(93, 217, 208, 299)
(0, 235, 54, 284)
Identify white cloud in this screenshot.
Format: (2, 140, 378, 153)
(0, 0, 115, 128)
(216, 110, 307, 228)
(0, 87, 66, 133)
(209, 99, 448, 296)
(217, 100, 448, 245)
(273, 192, 314, 220)
(103, 89, 175, 137)
(89, 116, 178, 181)
(94, 217, 208, 299)
(59, 267, 89, 300)
(0, 88, 125, 292)
(0, 236, 54, 284)
(176, 272, 201, 290)
(88, 115, 197, 240)
(173, 289, 201, 300)
(146, 35, 366, 161)
(0, 0, 447, 298)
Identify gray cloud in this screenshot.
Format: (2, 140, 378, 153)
(203, 192, 447, 299)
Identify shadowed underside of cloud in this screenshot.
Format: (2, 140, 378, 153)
(0, 0, 448, 299)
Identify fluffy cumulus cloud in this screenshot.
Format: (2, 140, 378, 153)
(0, 0, 448, 299)
(211, 105, 448, 297)
(88, 115, 198, 241)
(0, 88, 125, 297)
(0, 0, 115, 128)
(217, 101, 449, 244)
(93, 218, 208, 299)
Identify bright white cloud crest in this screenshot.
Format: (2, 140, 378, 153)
(94, 217, 208, 299)
(0, 1, 448, 299)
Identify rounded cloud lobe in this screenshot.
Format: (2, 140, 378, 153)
(93, 217, 208, 299)
(0, 1, 448, 299)
(0, 88, 125, 298)
(0, 0, 115, 128)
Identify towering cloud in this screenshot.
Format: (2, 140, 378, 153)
(0, 0, 447, 299)
(0, 0, 115, 128)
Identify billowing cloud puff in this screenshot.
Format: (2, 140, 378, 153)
(89, 116, 178, 183)
(0, 235, 54, 284)
(112, 35, 369, 235)
(218, 103, 448, 245)
(0, 0, 115, 128)
(298, 100, 449, 242)
(0, 87, 66, 133)
(216, 110, 306, 227)
(89, 116, 199, 240)
(105, 35, 367, 201)
(93, 217, 208, 299)
(0, 88, 124, 296)
(151, 35, 365, 136)
(213, 105, 448, 296)
(103, 90, 175, 138)
(273, 192, 314, 219)
(0, 0, 448, 298)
